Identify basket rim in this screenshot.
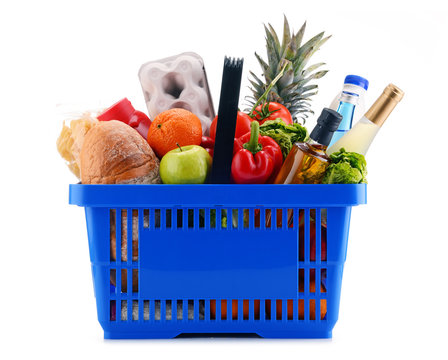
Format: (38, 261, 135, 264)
(69, 183, 367, 208)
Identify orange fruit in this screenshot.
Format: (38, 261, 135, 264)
(147, 108, 202, 158)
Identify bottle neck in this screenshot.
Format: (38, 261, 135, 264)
(341, 84, 366, 99)
(309, 125, 336, 149)
(306, 137, 328, 151)
(339, 91, 359, 105)
(364, 85, 404, 127)
(307, 137, 322, 145)
(308, 108, 342, 148)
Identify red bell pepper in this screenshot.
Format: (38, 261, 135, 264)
(201, 136, 215, 157)
(231, 121, 283, 184)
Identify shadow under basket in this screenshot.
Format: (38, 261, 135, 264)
(69, 184, 366, 339)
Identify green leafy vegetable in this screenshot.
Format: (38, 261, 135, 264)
(259, 119, 308, 158)
(322, 148, 367, 184)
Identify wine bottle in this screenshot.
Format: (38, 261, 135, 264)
(327, 84, 404, 155)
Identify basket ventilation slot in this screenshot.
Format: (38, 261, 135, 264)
(106, 206, 330, 323)
(137, 208, 307, 231)
(109, 299, 327, 322)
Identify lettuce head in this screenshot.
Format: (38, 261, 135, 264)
(259, 119, 308, 158)
(322, 148, 367, 184)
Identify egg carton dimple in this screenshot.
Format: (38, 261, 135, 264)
(138, 52, 215, 135)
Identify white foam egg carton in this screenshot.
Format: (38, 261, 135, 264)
(138, 52, 215, 135)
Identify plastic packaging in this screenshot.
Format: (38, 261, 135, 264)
(138, 52, 215, 135)
(97, 98, 151, 139)
(328, 75, 369, 147)
(69, 183, 366, 339)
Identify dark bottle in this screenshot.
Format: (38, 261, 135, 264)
(274, 108, 342, 184)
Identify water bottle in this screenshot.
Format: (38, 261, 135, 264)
(327, 84, 404, 156)
(328, 75, 369, 148)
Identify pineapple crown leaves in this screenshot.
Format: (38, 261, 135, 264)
(246, 15, 331, 123)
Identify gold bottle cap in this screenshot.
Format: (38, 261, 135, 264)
(365, 83, 404, 127)
(383, 83, 404, 103)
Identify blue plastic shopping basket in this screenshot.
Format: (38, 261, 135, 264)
(69, 183, 366, 339)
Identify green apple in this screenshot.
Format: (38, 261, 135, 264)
(160, 145, 212, 184)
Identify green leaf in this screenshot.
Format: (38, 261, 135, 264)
(278, 82, 300, 96)
(283, 41, 296, 63)
(322, 148, 368, 184)
(296, 31, 325, 59)
(294, 34, 329, 75)
(281, 15, 291, 53)
(259, 119, 308, 158)
(294, 84, 318, 94)
(254, 52, 270, 77)
(267, 23, 281, 53)
(249, 16, 331, 123)
(264, 24, 280, 69)
(309, 70, 328, 79)
(302, 62, 326, 76)
(249, 79, 262, 90)
(278, 67, 294, 88)
(248, 71, 265, 87)
(294, 21, 307, 49)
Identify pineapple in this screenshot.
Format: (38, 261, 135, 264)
(247, 16, 331, 123)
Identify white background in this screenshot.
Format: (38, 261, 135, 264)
(1, 0, 447, 359)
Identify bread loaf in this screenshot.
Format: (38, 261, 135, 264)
(80, 120, 161, 184)
(79, 120, 160, 292)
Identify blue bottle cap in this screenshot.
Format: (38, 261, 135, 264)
(344, 75, 369, 90)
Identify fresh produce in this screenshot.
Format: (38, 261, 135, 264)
(322, 148, 367, 184)
(209, 111, 252, 140)
(80, 120, 161, 184)
(247, 16, 330, 122)
(147, 108, 203, 158)
(251, 101, 293, 125)
(231, 121, 283, 184)
(259, 119, 308, 158)
(200, 136, 215, 157)
(160, 145, 212, 184)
